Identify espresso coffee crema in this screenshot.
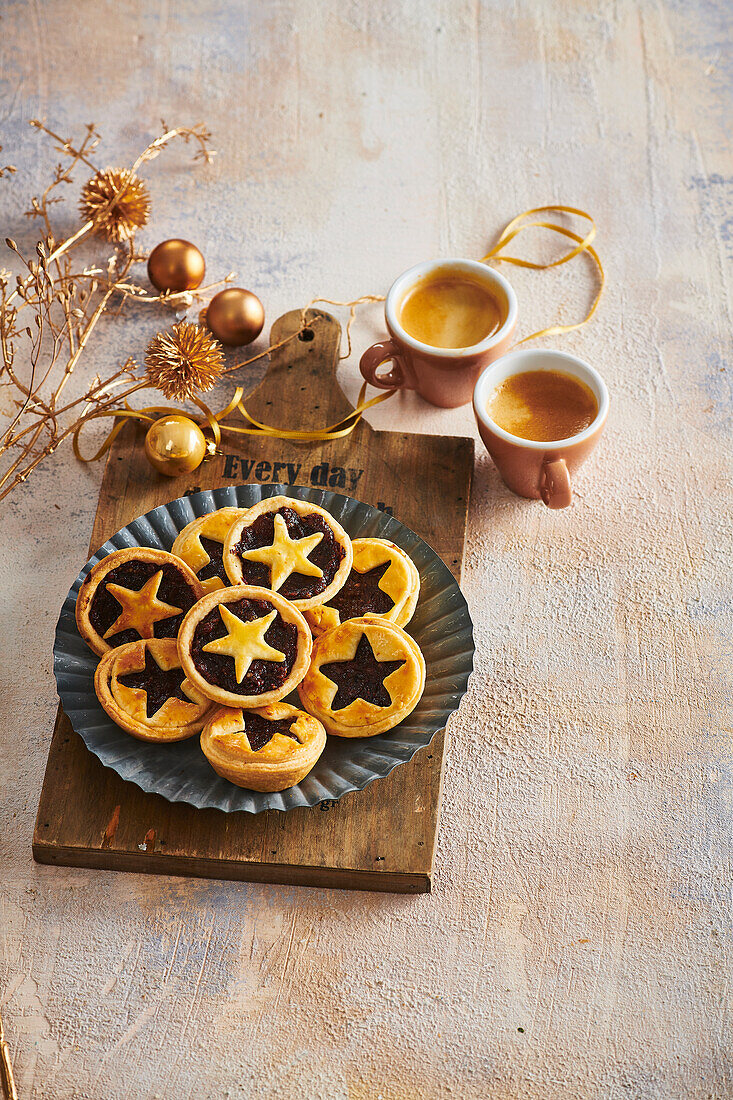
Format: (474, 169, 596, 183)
(399, 270, 504, 349)
(487, 369, 598, 442)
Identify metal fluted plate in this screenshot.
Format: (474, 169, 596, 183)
(54, 484, 474, 813)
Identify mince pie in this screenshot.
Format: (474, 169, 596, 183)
(200, 702, 327, 791)
(94, 638, 214, 742)
(76, 547, 204, 657)
(171, 507, 248, 593)
(177, 584, 312, 708)
(305, 537, 420, 636)
(223, 496, 352, 609)
(297, 616, 425, 736)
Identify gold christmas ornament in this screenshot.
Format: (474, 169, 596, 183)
(145, 321, 225, 401)
(205, 287, 265, 346)
(144, 415, 207, 477)
(147, 238, 206, 293)
(79, 167, 151, 242)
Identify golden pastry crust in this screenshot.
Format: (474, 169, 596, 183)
(177, 584, 312, 708)
(94, 638, 214, 742)
(200, 702, 327, 791)
(305, 537, 420, 636)
(298, 616, 426, 737)
(76, 547, 205, 657)
(171, 507, 249, 593)
(223, 495, 353, 610)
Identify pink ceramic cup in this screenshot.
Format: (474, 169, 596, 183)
(360, 259, 518, 409)
(472, 348, 610, 509)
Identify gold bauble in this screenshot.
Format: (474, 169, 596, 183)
(205, 287, 265, 346)
(147, 239, 206, 294)
(144, 415, 207, 477)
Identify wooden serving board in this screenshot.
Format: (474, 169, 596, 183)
(34, 309, 473, 893)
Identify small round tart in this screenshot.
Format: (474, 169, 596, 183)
(76, 547, 205, 657)
(178, 585, 312, 708)
(298, 616, 426, 737)
(171, 507, 249, 593)
(223, 495, 353, 609)
(305, 538, 420, 636)
(200, 702, 327, 791)
(94, 638, 213, 742)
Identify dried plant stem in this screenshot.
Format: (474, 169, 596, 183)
(0, 120, 216, 503)
(0, 376, 147, 500)
(123, 275, 234, 305)
(44, 220, 94, 269)
(221, 319, 326, 376)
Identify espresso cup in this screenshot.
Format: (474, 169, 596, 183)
(473, 348, 610, 509)
(360, 259, 518, 408)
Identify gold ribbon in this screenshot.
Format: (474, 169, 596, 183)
(215, 382, 395, 442)
(481, 204, 604, 343)
(73, 382, 396, 461)
(76, 204, 603, 461)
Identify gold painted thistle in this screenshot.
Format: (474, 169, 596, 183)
(80, 167, 151, 242)
(145, 322, 225, 401)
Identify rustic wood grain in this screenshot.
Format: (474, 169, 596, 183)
(32, 309, 473, 893)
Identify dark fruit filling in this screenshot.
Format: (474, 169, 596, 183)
(191, 597, 298, 695)
(117, 649, 190, 719)
(232, 507, 345, 600)
(327, 561, 394, 620)
(89, 560, 197, 647)
(320, 633, 405, 710)
(240, 713, 299, 752)
(197, 535, 227, 584)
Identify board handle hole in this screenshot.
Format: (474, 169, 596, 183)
(299, 328, 315, 342)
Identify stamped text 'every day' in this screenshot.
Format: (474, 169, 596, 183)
(222, 456, 364, 493)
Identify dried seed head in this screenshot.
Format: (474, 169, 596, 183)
(79, 167, 150, 242)
(145, 321, 225, 401)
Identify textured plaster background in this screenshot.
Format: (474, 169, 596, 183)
(1, 1, 731, 1097)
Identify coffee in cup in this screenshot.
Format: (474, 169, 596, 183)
(398, 268, 505, 349)
(486, 368, 598, 442)
(360, 259, 518, 408)
(472, 349, 610, 509)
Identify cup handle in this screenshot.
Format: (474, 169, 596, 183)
(540, 458, 572, 509)
(359, 340, 409, 390)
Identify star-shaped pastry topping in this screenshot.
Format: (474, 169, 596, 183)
(197, 535, 225, 583)
(240, 513, 324, 592)
(328, 561, 395, 620)
(103, 570, 183, 640)
(320, 633, 405, 710)
(202, 606, 286, 683)
(117, 649, 190, 718)
(240, 713, 299, 752)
